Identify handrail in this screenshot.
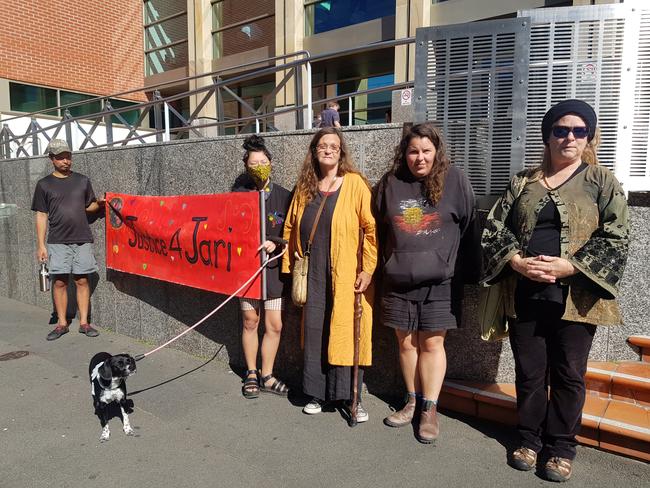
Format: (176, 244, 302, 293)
(2, 36, 416, 124)
(0, 50, 312, 124)
(0, 36, 417, 158)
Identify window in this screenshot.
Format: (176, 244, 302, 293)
(211, 0, 274, 59)
(9, 82, 141, 127)
(143, 0, 188, 76)
(305, 0, 395, 36)
(9, 83, 57, 116)
(60, 91, 102, 118)
(336, 73, 394, 125)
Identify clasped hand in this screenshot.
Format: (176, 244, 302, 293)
(510, 254, 577, 283)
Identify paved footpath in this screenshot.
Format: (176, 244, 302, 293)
(0, 296, 648, 488)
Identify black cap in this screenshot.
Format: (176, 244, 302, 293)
(541, 99, 597, 144)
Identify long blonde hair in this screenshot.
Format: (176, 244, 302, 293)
(532, 127, 601, 180)
(294, 128, 366, 204)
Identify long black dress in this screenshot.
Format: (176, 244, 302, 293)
(299, 186, 363, 402)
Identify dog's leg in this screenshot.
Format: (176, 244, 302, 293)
(98, 408, 110, 442)
(120, 405, 134, 436)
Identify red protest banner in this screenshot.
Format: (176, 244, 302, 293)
(105, 192, 263, 298)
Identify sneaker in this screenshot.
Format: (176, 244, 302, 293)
(510, 447, 537, 471)
(544, 457, 572, 482)
(355, 402, 369, 423)
(78, 324, 99, 337)
(303, 398, 324, 415)
(46, 325, 69, 341)
(344, 400, 369, 423)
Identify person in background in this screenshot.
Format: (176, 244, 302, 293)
(282, 127, 377, 422)
(481, 99, 629, 482)
(374, 123, 475, 443)
(233, 135, 292, 398)
(319, 101, 341, 128)
(31, 139, 104, 341)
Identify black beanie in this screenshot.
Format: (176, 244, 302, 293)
(541, 99, 597, 144)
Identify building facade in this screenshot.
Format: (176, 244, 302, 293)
(0, 0, 145, 122)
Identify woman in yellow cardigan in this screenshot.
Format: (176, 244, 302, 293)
(282, 127, 377, 422)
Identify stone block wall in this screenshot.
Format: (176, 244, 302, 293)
(1, 125, 647, 396)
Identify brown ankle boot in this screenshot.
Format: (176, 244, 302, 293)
(417, 400, 439, 443)
(383, 394, 417, 428)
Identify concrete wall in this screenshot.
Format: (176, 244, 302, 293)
(1, 125, 647, 396)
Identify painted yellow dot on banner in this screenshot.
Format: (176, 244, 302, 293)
(203, 223, 208, 230)
(237, 247, 242, 256)
(112, 245, 119, 254)
(159, 200, 164, 206)
(142, 263, 148, 270)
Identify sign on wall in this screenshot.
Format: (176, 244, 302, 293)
(105, 192, 263, 299)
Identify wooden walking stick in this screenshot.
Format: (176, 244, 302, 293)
(349, 228, 364, 427)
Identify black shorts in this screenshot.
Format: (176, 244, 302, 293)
(382, 294, 457, 332)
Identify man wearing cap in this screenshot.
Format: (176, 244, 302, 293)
(31, 139, 104, 340)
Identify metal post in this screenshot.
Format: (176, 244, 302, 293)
(164, 102, 171, 142)
(295, 66, 304, 129)
(215, 77, 225, 136)
(306, 60, 313, 129)
(31, 118, 39, 155)
(255, 118, 260, 134)
(0, 124, 8, 159)
(64, 109, 73, 149)
(104, 101, 114, 147)
(153, 90, 163, 142)
(348, 97, 353, 126)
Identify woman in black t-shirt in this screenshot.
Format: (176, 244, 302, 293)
(233, 135, 292, 399)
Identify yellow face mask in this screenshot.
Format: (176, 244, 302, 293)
(247, 163, 271, 184)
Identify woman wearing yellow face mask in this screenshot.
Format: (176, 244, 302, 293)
(233, 135, 292, 398)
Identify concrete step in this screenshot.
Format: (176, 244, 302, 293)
(439, 373, 650, 462)
(628, 335, 650, 362)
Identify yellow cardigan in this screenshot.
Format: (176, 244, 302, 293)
(282, 172, 377, 366)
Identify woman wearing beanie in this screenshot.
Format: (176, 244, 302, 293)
(233, 135, 292, 399)
(481, 100, 629, 482)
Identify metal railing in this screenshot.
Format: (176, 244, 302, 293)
(0, 37, 415, 159)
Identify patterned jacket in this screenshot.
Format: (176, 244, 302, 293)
(481, 164, 629, 326)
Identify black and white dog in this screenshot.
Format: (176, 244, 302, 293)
(89, 352, 137, 442)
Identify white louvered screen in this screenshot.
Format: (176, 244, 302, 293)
(629, 8, 650, 189)
(522, 3, 650, 192)
(414, 19, 529, 196)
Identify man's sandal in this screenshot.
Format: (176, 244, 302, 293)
(260, 374, 289, 396)
(241, 370, 260, 399)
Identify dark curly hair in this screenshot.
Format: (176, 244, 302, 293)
(242, 134, 272, 163)
(389, 123, 450, 205)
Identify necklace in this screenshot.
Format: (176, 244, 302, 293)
(542, 174, 558, 191)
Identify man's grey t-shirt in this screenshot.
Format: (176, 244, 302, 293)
(31, 173, 96, 244)
(320, 108, 340, 128)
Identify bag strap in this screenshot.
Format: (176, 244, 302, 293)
(306, 177, 338, 255)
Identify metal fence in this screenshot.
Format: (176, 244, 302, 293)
(415, 2, 650, 195)
(0, 38, 414, 160)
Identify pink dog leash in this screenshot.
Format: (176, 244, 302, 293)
(134, 246, 287, 361)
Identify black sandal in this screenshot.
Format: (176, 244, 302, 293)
(241, 370, 260, 399)
(260, 374, 289, 396)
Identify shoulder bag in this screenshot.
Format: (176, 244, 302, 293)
(479, 175, 527, 341)
(291, 179, 336, 307)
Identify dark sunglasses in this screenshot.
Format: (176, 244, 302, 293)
(551, 126, 589, 139)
